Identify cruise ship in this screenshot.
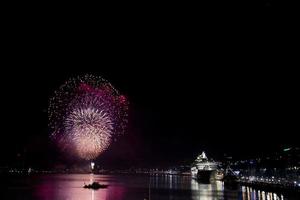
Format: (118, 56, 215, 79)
(191, 152, 222, 182)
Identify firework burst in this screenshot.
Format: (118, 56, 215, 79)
(48, 74, 128, 160)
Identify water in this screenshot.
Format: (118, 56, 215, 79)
(1, 174, 296, 200)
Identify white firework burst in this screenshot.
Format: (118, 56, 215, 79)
(65, 107, 113, 160)
(48, 74, 129, 160)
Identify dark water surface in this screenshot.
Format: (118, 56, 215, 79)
(1, 174, 296, 200)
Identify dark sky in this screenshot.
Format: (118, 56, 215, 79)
(1, 6, 298, 168)
(1, 62, 298, 168)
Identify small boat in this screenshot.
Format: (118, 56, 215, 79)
(83, 182, 108, 189)
(214, 170, 225, 181)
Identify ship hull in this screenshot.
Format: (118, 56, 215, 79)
(196, 170, 213, 182)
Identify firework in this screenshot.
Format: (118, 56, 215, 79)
(48, 74, 128, 160)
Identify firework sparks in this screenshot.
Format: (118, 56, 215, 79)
(48, 74, 128, 160)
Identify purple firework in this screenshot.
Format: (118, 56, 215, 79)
(48, 74, 128, 160)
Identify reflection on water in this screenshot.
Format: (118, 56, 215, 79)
(33, 174, 126, 200)
(191, 179, 228, 200)
(241, 186, 285, 200)
(2, 174, 293, 200)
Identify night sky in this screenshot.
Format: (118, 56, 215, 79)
(1, 6, 298, 168)
(1, 62, 298, 168)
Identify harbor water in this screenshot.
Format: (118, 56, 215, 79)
(1, 174, 298, 200)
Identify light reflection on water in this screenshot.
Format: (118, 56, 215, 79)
(241, 186, 285, 200)
(3, 174, 292, 200)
